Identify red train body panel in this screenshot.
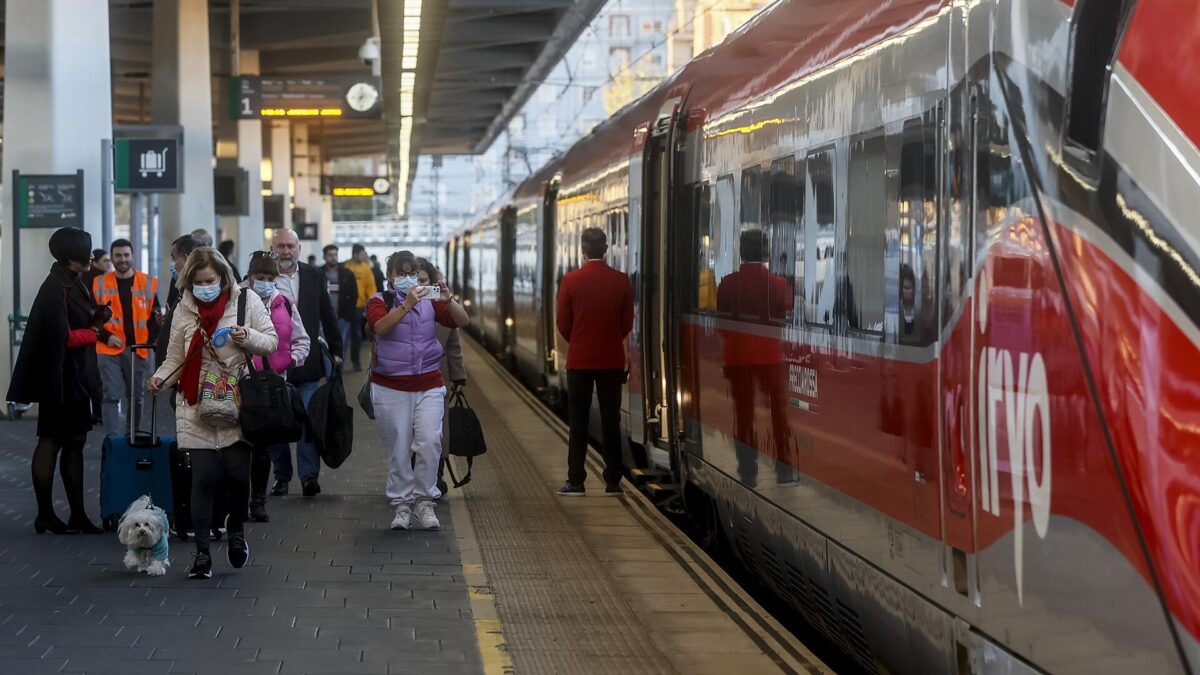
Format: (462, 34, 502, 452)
(450, 0, 1200, 672)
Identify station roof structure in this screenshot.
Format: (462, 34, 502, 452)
(0, 0, 607, 206)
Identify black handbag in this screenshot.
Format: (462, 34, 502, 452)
(309, 341, 354, 469)
(236, 293, 305, 445)
(445, 389, 487, 488)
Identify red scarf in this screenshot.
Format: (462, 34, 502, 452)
(180, 293, 230, 405)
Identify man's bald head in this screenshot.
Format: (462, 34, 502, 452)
(272, 228, 301, 272)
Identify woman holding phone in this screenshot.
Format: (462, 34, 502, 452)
(365, 250, 468, 531)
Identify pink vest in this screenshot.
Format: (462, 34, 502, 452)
(253, 293, 294, 374)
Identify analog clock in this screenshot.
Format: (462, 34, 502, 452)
(373, 178, 391, 194)
(346, 82, 379, 113)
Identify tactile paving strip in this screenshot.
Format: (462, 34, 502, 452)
(461, 373, 676, 674)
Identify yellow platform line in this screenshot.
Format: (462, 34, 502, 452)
(447, 490, 514, 675)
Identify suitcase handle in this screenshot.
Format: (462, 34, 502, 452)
(129, 343, 158, 444)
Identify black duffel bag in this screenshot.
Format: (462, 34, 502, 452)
(235, 294, 305, 445)
(444, 389, 487, 488)
(308, 341, 354, 469)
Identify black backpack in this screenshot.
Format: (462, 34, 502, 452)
(444, 390, 487, 488)
(236, 293, 306, 445)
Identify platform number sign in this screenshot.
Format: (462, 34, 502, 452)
(115, 138, 181, 193)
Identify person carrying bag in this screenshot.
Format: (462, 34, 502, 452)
(149, 247, 277, 580)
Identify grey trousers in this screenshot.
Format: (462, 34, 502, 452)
(98, 352, 149, 437)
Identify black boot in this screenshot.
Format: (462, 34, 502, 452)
(248, 496, 270, 523)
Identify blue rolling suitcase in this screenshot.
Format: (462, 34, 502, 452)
(99, 344, 175, 532)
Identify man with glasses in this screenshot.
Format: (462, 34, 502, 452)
(265, 230, 343, 498)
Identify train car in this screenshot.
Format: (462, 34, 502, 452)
(449, 0, 1200, 672)
(457, 203, 516, 361)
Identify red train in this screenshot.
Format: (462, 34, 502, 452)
(447, 0, 1200, 672)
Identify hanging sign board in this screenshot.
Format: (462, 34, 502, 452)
(15, 172, 84, 228)
(320, 176, 391, 197)
(230, 76, 383, 119)
(114, 138, 182, 193)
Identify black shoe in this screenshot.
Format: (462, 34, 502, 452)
(248, 498, 270, 523)
(187, 551, 213, 579)
(602, 484, 623, 497)
(301, 479, 320, 497)
(33, 514, 72, 534)
(556, 481, 585, 497)
(227, 533, 249, 569)
(269, 480, 289, 496)
(67, 514, 104, 534)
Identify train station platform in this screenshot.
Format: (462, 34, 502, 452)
(0, 339, 830, 675)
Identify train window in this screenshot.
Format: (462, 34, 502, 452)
(847, 131, 886, 332)
(805, 148, 837, 326)
(693, 182, 716, 312)
(740, 165, 763, 234)
(767, 156, 800, 325)
(713, 175, 736, 282)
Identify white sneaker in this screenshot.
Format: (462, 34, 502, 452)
(414, 501, 440, 530)
(391, 505, 412, 530)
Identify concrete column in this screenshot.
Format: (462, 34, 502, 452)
(152, 0, 215, 280)
(292, 123, 312, 230)
(0, 0, 113, 397)
(235, 50, 265, 265)
(319, 157, 335, 247)
(269, 121, 291, 200)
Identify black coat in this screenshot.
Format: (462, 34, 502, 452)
(8, 263, 101, 405)
(327, 264, 358, 321)
(287, 263, 343, 384)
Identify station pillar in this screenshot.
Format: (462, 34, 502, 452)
(269, 121, 291, 212)
(234, 50, 266, 266)
(152, 0, 216, 282)
(292, 124, 317, 247)
(0, 0, 114, 401)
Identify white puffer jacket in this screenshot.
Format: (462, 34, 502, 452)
(153, 286, 277, 450)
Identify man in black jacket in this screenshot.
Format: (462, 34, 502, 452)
(266, 229, 343, 498)
(321, 244, 358, 361)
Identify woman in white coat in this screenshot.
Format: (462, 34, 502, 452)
(149, 247, 277, 579)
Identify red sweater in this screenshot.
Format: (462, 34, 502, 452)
(556, 260, 633, 370)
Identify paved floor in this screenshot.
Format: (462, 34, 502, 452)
(0, 378, 484, 675)
(0, 340, 832, 675)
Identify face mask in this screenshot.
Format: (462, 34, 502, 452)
(393, 276, 416, 294)
(253, 280, 276, 298)
(168, 261, 177, 277)
(193, 283, 221, 303)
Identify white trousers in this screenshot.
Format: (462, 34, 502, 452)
(371, 383, 446, 506)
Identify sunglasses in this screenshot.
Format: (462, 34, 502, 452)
(251, 251, 279, 261)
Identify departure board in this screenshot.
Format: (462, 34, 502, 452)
(230, 76, 383, 119)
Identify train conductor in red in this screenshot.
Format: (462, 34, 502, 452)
(555, 227, 634, 497)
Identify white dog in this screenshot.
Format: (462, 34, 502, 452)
(117, 496, 170, 576)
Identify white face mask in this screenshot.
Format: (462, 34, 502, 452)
(253, 280, 276, 298)
(393, 276, 417, 294)
(168, 260, 177, 277)
(192, 282, 221, 303)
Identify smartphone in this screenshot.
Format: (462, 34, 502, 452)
(412, 286, 438, 299)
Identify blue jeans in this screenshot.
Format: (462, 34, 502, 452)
(338, 318, 351, 361)
(269, 380, 321, 483)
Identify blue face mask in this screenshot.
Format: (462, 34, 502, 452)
(168, 260, 176, 277)
(193, 283, 221, 303)
(393, 276, 417, 294)
(252, 280, 276, 298)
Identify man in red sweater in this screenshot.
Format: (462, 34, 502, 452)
(555, 227, 633, 496)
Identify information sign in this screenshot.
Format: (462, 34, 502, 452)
(15, 172, 84, 228)
(231, 76, 383, 119)
(115, 138, 181, 193)
(320, 175, 391, 197)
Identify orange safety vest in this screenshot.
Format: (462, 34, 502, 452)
(93, 271, 158, 358)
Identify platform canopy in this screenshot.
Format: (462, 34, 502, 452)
(0, 0, 605, 192)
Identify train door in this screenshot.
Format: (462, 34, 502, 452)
(634, 95, 688, 475)
(938, 0, 980, 603)
(539, 178, 560, 391)
(499, 206, 517, 363)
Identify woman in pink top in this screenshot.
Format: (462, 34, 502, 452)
(243, 251, 309, 523)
